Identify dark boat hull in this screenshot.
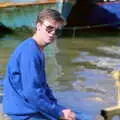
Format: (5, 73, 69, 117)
(0, 23, 13, 37)
(61, 1, 120, 30)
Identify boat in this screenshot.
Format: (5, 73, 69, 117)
(0, 0, 56, 37)
(0, 23, 13, 37)
(0, 0, 120, 36)
(57, 0, 120, 34)
(0, 0, 55, 8)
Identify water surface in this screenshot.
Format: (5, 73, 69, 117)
(0, 30, 120, 120)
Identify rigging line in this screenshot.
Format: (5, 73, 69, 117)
(64, 21, 120, 30)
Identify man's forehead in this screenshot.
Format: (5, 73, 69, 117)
(43, 20, 63, 28)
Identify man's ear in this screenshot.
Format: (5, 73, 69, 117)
(36, 22, 42, 31)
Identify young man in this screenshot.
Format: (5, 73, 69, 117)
(3, 9, 76, 120)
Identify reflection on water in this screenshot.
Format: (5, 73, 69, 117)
(0, 30, 120, 119)
(54, 33, 120, 120)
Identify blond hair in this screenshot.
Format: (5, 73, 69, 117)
(36, 8, 66, 25)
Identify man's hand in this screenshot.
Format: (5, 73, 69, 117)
(61, 109, 76, 120)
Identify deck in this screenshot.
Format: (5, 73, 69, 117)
(0, 0, 56, 8)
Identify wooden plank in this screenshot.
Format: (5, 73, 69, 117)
(101, 105, 120, 120)
(0, 0, 56, 8)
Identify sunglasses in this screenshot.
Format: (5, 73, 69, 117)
(43, 23, 62, 36)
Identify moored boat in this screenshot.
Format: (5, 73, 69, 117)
(57, 0, 120, 33)
(0, 0, 56, 37)
(0, 0, 55, 8)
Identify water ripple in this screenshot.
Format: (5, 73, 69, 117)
(98, 46, 120, 56)
(72, 52, 120, 69)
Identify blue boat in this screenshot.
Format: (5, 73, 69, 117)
(57, 0, 120, 31)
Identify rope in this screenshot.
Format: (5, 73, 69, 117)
(64, 21, 120, 30)
(63, 21, 120, 37)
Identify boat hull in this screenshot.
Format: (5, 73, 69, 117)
(61, 1, 120, 30)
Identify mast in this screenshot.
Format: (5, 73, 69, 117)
(56, 0, 64, 14)
(56, 0, 75, 20)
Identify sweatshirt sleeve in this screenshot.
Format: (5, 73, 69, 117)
(20, 48, 65, 119)
(45, 83, 57, 104)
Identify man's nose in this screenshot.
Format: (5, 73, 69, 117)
(49, 30, 56, 36)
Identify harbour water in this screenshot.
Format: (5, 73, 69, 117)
(0, 30, 120, 120)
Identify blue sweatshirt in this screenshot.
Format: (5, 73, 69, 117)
(3, 38, 65, 119)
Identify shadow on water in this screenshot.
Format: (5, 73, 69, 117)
(62, 28, 120, 38)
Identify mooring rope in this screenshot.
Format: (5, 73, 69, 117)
(63, 21, 120, 36)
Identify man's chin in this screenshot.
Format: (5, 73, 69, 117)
(45, 41, 52, 46)
(47, 40, 54, 44)
(45, 38, 55, 45)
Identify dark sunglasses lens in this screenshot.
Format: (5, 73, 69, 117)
(46, 25, 62, 36)
(55, 29, 62, 36)
(46, 26, 54, 33)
